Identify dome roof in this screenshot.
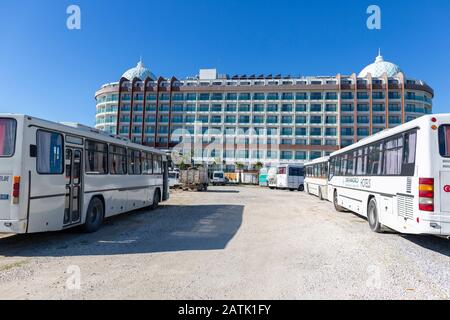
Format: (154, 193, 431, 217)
(358, 51, 403, 78)
(121, 60, 156, 80)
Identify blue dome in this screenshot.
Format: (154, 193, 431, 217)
(358, 51, 403, 78)
(121, 60, 156, 80)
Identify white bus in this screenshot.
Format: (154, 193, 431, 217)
(276, 164, 305, 191)
(304, 156, 329, 200)
(0, 114, 169, 234)
(328, 114, 450, 236)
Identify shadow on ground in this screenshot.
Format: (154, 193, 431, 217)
(0, 204, 244, 257)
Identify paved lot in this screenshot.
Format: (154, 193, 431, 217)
(0, 185, 449, 299)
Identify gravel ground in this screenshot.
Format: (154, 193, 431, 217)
(0, 185, 449, 299)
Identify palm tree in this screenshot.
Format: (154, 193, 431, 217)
(254, 161, 264, 170)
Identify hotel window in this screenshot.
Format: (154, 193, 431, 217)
(373, 104, 385, 112)
(357, 116, 369, 124)
(357, 128, 369, 136)
(325, 128, 337, 136)
(267, 127, 278, 136)
(281, 104, 293, 112)
(341, 92, 353, 100)
(158, 126, 169, 134)
(357, 104, 369, 112)
(266, 93, 279, 100)
(281, 116, 293, 124)
(253, 115, 264, 124)
(341, 116, 353, 124)
(225, 115, 236, 123)
(310, 139, 322, 146)
(211, 104, 222, 112)
(325, 104, 337, 112)
(145, 126, 155, 133)
(185, 104, 196, 112)
(134, 115, 143, 122)
(160, 93, 170, 101)
(310, 92, 322, 100)
(121, 104, 131, 112)
(282, 93, 294, 100)
(281, 128, 292, 136)
(172, 93, 184, 101)
(295, 151, 307, 160)
(357, 92, 369, 99)
(122, 94, 131, 101)
(253, 93, 265, 100)
(226, 93, 237, 100)
(373, 116, 385, 124)
(310, 104, 322, 112)
(341, 128, 354, 136)
(295, 139, 307, 145)
(172, 104, 184, 112)
(295, 116, 307, 124)
(310, 151, 322, 160)
(159, 115, 169, 123)
(239, 104, 250, 112)
(225, 127, 236, 134)
(197, 115, 209, 123)
(310, 116, 322, 124)
(295, 128, 307, 136)
(254, 127, 265, 135)
(389, 104, 401, 112)
(325, 116, 336, 124)
(198, 104, 209, 112)
(389, 116, 401, 124)
(133, 104, 143, 112)
(211, 115, 222, 123)
(296, 92, 308, 100)
(199, 93, 210, 101)
(211, 93, 223, 100)
(372, 92, 384, 99)
(280, 151, 293, 160)
(405, 92, 416, 100)
(341, 139, 354, 147)
(296, 104, 307, 112)
(341, 104, 353, 112)
(134, 94, 144, 101)
(239, 115, 250, 123)
(186, 93, 197, 101)
(253, 104, 265, 112)
(388, 92, 401, 99)
(225, 104, 237, 112)
(281, 139, 292, 145)
(266, 116, 278, 124)
(310, 127, 322, 136)
(239, 93, 251, 100)
(325, 92, 337, 100)
(325, 139, 337, 146)
(185, 115, 195, 123)
(267, 104, 278, 112)
(159, 104, 169, 112)
(267, 150, 278, 159)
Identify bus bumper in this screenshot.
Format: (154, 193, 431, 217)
(0, 219, 27, 234)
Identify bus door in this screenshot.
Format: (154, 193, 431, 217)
(64, 147, 83, 225)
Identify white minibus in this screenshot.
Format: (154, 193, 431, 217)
(328, 114, 450, 236)
(276, 164, 305, 191)
(304, 156, 329, 200)
(0, 114, 169, 234)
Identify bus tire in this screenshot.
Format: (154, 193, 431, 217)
(333, 190, 345, 212)
(298, 184, 304, 192)
(367, 197, 382, 233)
(82, 197, 104, 233)
(151, 189, 161, 209)
(289, 188, 295, 191)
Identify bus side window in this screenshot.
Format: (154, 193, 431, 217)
(36, 130, 64, 174)
(401, 130, 417, 176)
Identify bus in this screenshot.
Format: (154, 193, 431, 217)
(304, 156, 329, 200)
(328, 114, 450, 236)
(276, 164, 305, 191)
(267, 167, 277, 189)
(0, 114, 169, 234)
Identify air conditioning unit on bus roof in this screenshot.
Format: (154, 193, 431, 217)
(60, 122, 130, 142)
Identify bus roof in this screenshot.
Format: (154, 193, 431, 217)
(304, 156, 330, 166)
(1, 113, 167, 157)
(330, 114, 450, 157)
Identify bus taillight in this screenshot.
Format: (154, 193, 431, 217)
(12, 176, 20, 204)
(419, 178, 434, 212)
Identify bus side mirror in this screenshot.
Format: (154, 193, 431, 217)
(30, 145, 37, 158)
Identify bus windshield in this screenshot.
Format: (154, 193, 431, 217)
(439, 125, 450, 157)
(0, 118, 16, 157)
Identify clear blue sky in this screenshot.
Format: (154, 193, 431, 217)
(0, 0, 449, 126)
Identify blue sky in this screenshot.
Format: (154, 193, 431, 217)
(0, 0, 449, 126)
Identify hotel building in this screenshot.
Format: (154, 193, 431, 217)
(95, 52, 433, 168)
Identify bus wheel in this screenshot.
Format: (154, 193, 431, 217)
(298, 184, 304, 192)
(82, 197, 104, 233)
(333, 190, 345, 212)
(289, 188, 295, 191)
(367, 198, 382, 233)
(151, 189, 160, 209)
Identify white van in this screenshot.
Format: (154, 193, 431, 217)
(211, 171, 226, 186)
